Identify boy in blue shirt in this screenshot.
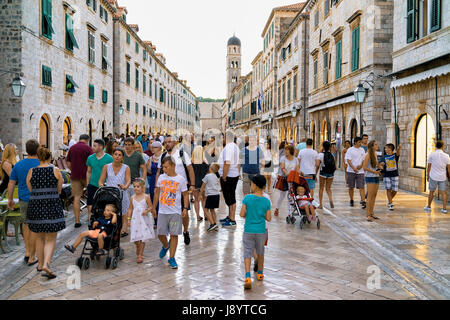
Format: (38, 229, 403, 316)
(382, 144, 401, 210)
(239, 174, 271, 289)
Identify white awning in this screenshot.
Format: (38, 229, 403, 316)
(308, 95, 355, 113)
(391, 64, 450, 88)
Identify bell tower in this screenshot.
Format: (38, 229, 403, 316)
(226, 35, 241, 99)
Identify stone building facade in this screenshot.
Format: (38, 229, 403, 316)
(390, 0, 449, 193)
(198, 101, 223, 133)
(0, 0, 116, 155)
(306, 0, 394, 161)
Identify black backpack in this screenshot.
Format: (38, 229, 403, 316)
(322, 151, 336, 174)
(161, 149, 191, 186)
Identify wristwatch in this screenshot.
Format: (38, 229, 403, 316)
(183, 207, 189, 211)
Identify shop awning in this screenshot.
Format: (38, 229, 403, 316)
(390, 64, 450, 88)
(308, 94, 355, 113)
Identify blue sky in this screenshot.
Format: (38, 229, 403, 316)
(120, 0, 302, 99)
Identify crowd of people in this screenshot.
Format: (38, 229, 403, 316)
(1, 129, 449, 288)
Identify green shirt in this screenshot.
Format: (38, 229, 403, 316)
(124, 151, 145, 181)
(86, 153, 113, 187)
(242, 194, 271, 234)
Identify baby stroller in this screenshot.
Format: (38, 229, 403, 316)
(76, 187, 124, 270)
(286, 172, 320, 230)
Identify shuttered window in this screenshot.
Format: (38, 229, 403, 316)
(135, 69, 139, 89)
(293, 73, 297, 100)
(88, 30, 95, 64)
(126, 62, 130, 85)
(430, 0, 441, 32)
(336, 40, 342, 79)
(407, 0, 416, 43)
(126, 32, 130, 44)
(323, 51, 329, 84)
(351, 26, 360, 72)
(324, 0, 330, 16)
(143, 75, 146, 94)
(89, 84, 94, 100)
(41, 0, 54, 39)
(102, 90, 107, 103)
(135, 103, 139, 114)
(126, 99, 130, 111)
(42, 65, 52, 86)
(65, 14, 79, 51)
(149, 79, 152, 97)
(313, 60, 318, 89)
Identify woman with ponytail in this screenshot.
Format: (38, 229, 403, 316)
(363, 140, 385, 222)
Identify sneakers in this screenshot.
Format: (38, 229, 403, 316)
(159, 245, 170, 259)
(424, 206, 432, 211)
(361, 201, 367, 209)
(388, 203, 394, 211)
(183, 231, 190, 245)
(244, 277, 252, 289)
(220, 216, 231, 224)
(168, 257, 178, 269)
(207, 224, 218, 232)
(350, 200, 354, 207)
(222, 220, 237, 227)
(307, 215, 312, 223)
(256, 271, 264, 281)
(441, 209, 447, 214)
(74, 223, 82, 228)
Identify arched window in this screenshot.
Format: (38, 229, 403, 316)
(88, 119, 93, 146)
(126, 124, 129, 135)
(63, 117, 72, 145)
(350, 119, 358, 144)
(39, 114, 50, 148)
(414, 113, 435, 169)
(320, 120, 328, 145)
(236, 61, 239, 68)
(102, 120, 106, 139)
(234, 47, 236, 53)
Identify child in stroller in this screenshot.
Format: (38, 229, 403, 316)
(294, 185, 316, 223)
(64, 204, 117, 255)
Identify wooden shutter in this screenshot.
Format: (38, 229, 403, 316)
(352, 27, 359, 71)
(407, 0, 416, 43)
(102, 90, 107, 103)
(430, 0, 441, 32)
(336, 40, 342, 79)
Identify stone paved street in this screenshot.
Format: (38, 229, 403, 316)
(1, 172, 449, 300)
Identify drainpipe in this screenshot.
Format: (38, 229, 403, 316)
(435, 77, 439, 140)
(303, 15, 308, 138)
(393, 87, 398, 146)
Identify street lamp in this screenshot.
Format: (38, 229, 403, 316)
(118, 105, 124, 115)
(354, 83, 366, 135)
(0, 70, 26, 97)
(292, 104, 302, 142)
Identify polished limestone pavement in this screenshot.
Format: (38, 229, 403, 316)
(2, 171, 449, 300)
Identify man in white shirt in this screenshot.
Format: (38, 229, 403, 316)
(155, 135, 195, 245)
(344, 137, 366, 208)
(298, 139, 319, 197)
(67, 134, 76, 150)
(425, 140, 450, 213)
(219, 130, 241, 227)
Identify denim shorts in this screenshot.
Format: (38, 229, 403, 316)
(319, 172, 334, 179)
(365, 177, 380, 184)
(429, 178, 447, 192)
(304, 175, 316, 190)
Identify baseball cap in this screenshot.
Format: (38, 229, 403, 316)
(249, 174, 267, 189)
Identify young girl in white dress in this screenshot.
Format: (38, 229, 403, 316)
(127, 179, 155, 263)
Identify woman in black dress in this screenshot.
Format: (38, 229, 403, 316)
(26, 147, 65, 279)
(192, 145, 209, 221)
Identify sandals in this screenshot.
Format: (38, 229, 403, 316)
(27, 259, 39, 267)
(367, 216, 374, 222)
(197, 217, 203, 222)
(136, 255, 143, 264)
(42, 267, 57, 279)
(120, 232, 129, 238)
(64, 245, 76, 253)
(371, 214, 380, 220)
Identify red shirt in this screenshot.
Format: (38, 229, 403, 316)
(67, 142, 93, 180)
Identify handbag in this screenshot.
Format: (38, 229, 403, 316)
(275, 175, 288, 191)
(264, 160, 272, 168)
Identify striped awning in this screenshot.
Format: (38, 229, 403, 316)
(390, 64, 450, 88)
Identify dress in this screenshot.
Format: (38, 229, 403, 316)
(105, 163, 130, 215)
(130, 197, 155, 242)
(192, 162, 209, 189)
(27, 166, 66, 233)
(0, 165, 12, 195)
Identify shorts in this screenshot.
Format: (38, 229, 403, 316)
(347, 172, 365, 189)
(383, 177, 399, 191)
(243, 233, 266, 258)
(157, 213, 182, 236)
(429, 178, 447, 192)
(304, 175, 316, 190)
(88, 229, 107, 239)
(319, 172, 334, 179)
(220, 176, 239, 206)
(365, 177, 380, 184)
(242, 173, 257, 195)
(72, 179, 87, 197)
(19, 201, 28, 221)
(205, 194, 220, 209)
(87, 184, 99, 206)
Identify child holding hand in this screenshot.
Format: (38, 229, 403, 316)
(128, 178, 155, 263)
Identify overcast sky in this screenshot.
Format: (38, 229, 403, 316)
(120, 0, 301, 99)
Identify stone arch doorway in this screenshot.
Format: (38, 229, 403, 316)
(63, 117, 72, 146)
(350, 119, 358, 144)
(102, 120, 106, 139)
(310, 121, 316, 149)
(414, 113, 436, 192)
(88, 119, 93, 147)
(126, 124, 130, 136)
(39, 114, 51, 148)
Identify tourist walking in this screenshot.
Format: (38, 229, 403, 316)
(361, 134, 369, 152)
(0, 144, 18, 195)
(191, 145, 209, 221)
(298, 139, 319, 197)
(135, 141, 150, 191)
(345, 137, 366, 208)
(147, 141, 162, 207)
(342, 140, 352, 183)
(86, 139, 113, 219)
(66, 134, 93, 228)
(200, 164, 221, 232)
(363, 140, 384, 221)
(153, 157, 189, 269)
(274, 144, 299, 217)
(317, 141, 336, 209)
(240, 134, 264, 196)
(382, 144, 401, 210)
(424, 140, 450, 213)
(26, 147, 65, 279)
(218, 131, 240, 227)
(240, 174, 271, 290)
(262, 140, 274, 194)
(105, 139, 118, 156)
(7, 140, 40, 265)
(122, 137, 147, 237)
(155, 135, 195, 245)
(98, 149, 131, 219)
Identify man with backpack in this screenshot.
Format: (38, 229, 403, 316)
(298, 139, 319, 197)
(155, 135, 195, 245)
(317, 141, 336, 209)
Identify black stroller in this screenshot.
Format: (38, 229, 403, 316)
(76, 187, 124, 270)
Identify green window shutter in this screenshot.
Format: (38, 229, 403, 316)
(336, 40, 342, 79)
(135, 42, 139, 53)
(126, 32, 130, 44)
(102, 90, 107, 103)
(143, 75, 146, 94)
(89, 84, 94, 100)
(126, 62, 130, 84)
(160, 88, 164, 102)
(66, 75, 78, 92)
(430, 0, 441, 32)
(351, 26, 360, 72)
(149, 79, 152, 97)
(126, 99, 130, 111)
(135, 69, 139, 89)
(314, 60, 318, 89)
(42, 65, 52, 86)
(42, 0, 54, 39)
(135, 103, 139, 114)
(407, 0, 416, 43)
(66, 14, 79, 51)
(323, 51, 328, 84)
(325, 0, 330, 16)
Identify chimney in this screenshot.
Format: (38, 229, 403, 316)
(173, 72, 178, 78)
(129, 24, 139, 33)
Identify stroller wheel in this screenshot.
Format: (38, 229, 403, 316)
(111, 257, 118, 270)
(302, 216, 308, 224)
(317, 219, 320, 230)
(286, 217, 290, 224)
(82, 257, 90, 270)
(104, 257, 111, 269)
(114, 247, 120, 258)
(291, 216, 296, 224)
(76, 257, 83, 269)
(119, 248, 125, 260)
